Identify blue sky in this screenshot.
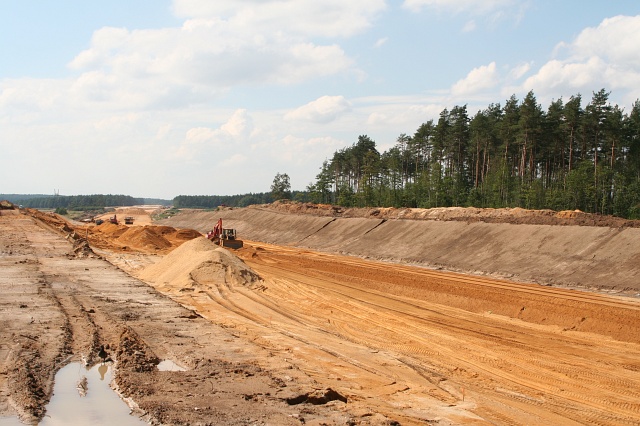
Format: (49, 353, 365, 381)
(2, 0, 639, 199)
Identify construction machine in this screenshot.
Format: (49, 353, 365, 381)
(109, 215, 118, 224)
(206, 218, 243, 249)
(124, 216, 134, 225)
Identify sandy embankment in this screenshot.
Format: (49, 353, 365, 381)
(161, 204, 640, 293)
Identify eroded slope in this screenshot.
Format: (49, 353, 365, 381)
(161, 203, 640, 292)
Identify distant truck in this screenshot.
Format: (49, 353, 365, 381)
(124, 216, 134, 225)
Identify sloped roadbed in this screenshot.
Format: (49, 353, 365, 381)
(0, 212, 354, 425)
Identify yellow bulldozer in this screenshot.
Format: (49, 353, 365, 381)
(206, 218, 243, 249)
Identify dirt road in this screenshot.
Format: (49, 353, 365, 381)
(0, 211, 355, 425)
(2, 207, 640, 425)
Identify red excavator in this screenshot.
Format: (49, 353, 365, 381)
(206, 218, 243, 249)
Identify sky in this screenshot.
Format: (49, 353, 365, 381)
(2, 0, 640, 200)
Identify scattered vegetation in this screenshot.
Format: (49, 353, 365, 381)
(152, 207, 181, 220)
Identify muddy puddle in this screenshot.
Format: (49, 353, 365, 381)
(157, 359, 186, 372)
(37, 362, 146, 426)
(0, 416, 23, 425)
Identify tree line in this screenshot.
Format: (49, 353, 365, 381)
(306, 89, 640, 219)
(18, 194, 144, 210)
(173, 194, 271, 208)
(173, 190, 307, 209)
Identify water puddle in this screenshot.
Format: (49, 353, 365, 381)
(157, 359, 186, 372)
(0, 416, 23, 426)
(38, 362, 146, 426)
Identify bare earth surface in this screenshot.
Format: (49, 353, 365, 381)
(166, 202, 640, 294)
(1, 203, 640, 425)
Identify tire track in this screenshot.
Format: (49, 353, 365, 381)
(238, 243, 640, 425)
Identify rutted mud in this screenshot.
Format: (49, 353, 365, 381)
(0, 210, 358, 425)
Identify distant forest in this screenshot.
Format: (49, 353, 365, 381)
(12, 194, 146, 210)
(172, 191, 309, 209)
(304, 89, 640, 219)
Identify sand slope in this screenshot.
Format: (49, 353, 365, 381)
(139, 236, 261, 291)
(161, 205, 640, 292)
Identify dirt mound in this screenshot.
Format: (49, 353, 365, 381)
(0, 200, 16, 210)
(151, 225, 181, 236)
(23, 208, 69, 230)
(88, 222, 201, 253)
(20, 208, 202, 254)
(139, 237, 261, 290)
(70, 238, 98, 258)
(117, 227, 172, 251)
(115, 208, 149, 215)
(173, 228, 203, 240)
(94, 222, 129, 238)
(261, 200, 640, 227)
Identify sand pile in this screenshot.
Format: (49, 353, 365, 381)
(139, 237, 261, 290)
(556, 209, 585, 219)
(89, 223, 202, 253)
(94, 222, 129, 238)
(0, 200, 16, 209)
(151, 225, 181, 236)
(115, 208, 149, 215)
(71, 238, 98, 258)
(259, 201, 639, 227)
(173, 228, 203, 240)
(117, 227, 172, 251)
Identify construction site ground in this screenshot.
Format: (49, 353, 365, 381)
(1, 203, 640, 425)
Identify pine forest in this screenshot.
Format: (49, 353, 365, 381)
(306, 89, 640, 219)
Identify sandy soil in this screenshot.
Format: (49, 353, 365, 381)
(164, 202, 640, 294)
(95, 206, 164, 226)
(1, 204, 640, 425)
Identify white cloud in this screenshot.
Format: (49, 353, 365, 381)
(518, 15, 640, 105)
(402, 0, 528, 29)
(172, 0, 387, 38)
(285, 96, 352, 123)
(507, 62, 531, 81)
(221, 109, 254, 138)
(402, 0, 523, 15)
(220, 153, 248, 167)
(363, 101, 444, 134)
(451, 62, 498, 96)
(570, 15, 640, 68)
(175, 109, 255, 162)
(62, 8, 363, 111)
(374, 37, 388, 48)
(462, 20, 476, 33)
(0, 78, 68, 114)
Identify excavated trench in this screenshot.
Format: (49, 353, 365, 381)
(3, 204, 640, 425)
(160, 203, 640, 294)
